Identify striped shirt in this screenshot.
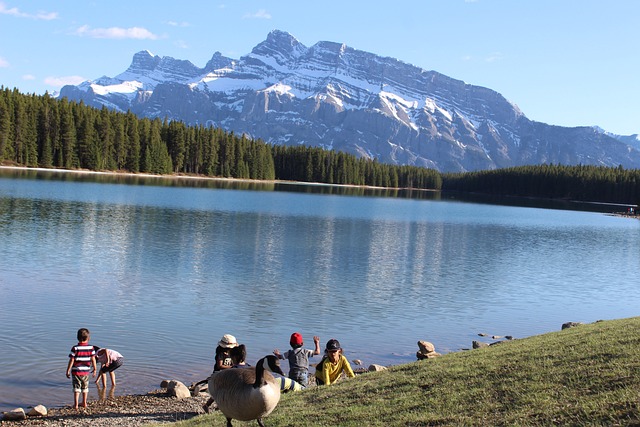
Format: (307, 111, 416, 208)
(69, 342, 95, 376)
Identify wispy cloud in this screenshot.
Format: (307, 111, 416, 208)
(44, 75, 86, 88)
(0, 56, 9, 68)
(73, 25, 160, 40)
(485, 52, 503, 62)
(243, 9, 271, 19)
(174, 40, 189, 49)
(167, 20, 190, 27)
(22, 74, 36, 81)
(0, 2, 57, 20)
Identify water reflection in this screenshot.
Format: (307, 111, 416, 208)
(1, 167, 443, 201)
(1, 167, 639, 412)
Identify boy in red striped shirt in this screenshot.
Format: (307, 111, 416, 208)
(65, 328, 97, 410)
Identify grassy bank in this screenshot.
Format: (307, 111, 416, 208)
(163, 317, 640, 426)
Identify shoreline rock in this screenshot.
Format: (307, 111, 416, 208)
(416, 340, 441, 360)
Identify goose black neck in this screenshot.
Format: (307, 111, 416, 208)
(253, 360, 265, 389)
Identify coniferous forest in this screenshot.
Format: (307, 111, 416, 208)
(1, 86, 639, 206)
(0, 87, 441, 190)
(442, 164, 640, 206)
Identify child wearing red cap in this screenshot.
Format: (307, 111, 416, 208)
(273, 332, 320, 386)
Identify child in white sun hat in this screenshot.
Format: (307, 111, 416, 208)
(203, 333, 238, 413)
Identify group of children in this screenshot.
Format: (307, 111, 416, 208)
(66, 328, 124, 410)
(210, 332, 355, 387)
(273, 332, 355, 386)
(66, 327, 353, 411)
(275, 332, 355, 386)
(202, 332, 355, 413)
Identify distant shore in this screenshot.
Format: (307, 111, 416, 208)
(4, 164, 634, 217)
(0, 164, 438, 193)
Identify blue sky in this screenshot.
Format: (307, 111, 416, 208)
(0, 1, 637, 135)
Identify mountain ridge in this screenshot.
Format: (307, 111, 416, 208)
(59, 30, 640, 172)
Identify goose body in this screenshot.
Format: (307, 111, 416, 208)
(208, 355, 284, 427)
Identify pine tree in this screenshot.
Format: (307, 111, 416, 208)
(0, 93, 11, 162)
(58, 100, 78, 169)
(23, 99, 38, 166)
(125, 112, 140, 172)
(144, 119, 172, 174)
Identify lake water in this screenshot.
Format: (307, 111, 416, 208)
(1, 167, 639, 412)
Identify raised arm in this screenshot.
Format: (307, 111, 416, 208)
(312, 336, 321, 355)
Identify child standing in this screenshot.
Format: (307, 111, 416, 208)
(203, 334, 238, 413)
(94, 347, 124, 387)
(273, 332, 320, 386)
(314, 338, 355, 386)
(65, 328, 97, 409)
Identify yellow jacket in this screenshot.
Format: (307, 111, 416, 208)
(314, 354, 355, 385)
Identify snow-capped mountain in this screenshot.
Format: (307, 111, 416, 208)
(59, 30, 640, 172)
(593, 127, 640, 153)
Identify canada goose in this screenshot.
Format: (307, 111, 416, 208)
(208, 355, 285, 427)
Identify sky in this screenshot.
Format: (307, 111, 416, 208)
(0, 1, 638, 136)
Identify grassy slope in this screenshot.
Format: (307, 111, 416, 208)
(164, 317, 640, 426)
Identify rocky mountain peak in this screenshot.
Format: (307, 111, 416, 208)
(249, 29, 307, 65)
(204, 52, 235, 73)
(115, 51, 202, 89)
(58, 30, 640, 172)
(125, 50, 161, 75)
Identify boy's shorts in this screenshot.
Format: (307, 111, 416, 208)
(72, 374, 90, 393)
(99, 357, 124, 374)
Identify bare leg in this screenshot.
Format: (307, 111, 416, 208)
(95, 372, 107, 387)
(109, 371, 116, 386)
(81, 391, 88, 408)
(73, 391, 80, 410)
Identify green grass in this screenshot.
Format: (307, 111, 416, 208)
(161, 317, 640, 426)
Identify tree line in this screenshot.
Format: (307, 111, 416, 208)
(443, 164, 640, 206)
(1, 86, 639, 206)
(0, 87, 441, 189)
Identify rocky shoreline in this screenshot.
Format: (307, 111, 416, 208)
(1, 390, 209, 427)
(1, 363, 383, 426)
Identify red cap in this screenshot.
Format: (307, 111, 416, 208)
(290, 332, 303, 346)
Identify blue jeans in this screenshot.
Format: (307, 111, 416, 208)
(291, 373, 308, 387)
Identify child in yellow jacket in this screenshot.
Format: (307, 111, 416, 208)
(314, 339, 355, 385)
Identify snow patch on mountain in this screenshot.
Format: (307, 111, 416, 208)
(57, 30, 640, 172)
(89, 80, 142, 96)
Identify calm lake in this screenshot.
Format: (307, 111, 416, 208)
(1, 167, 639, 412)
